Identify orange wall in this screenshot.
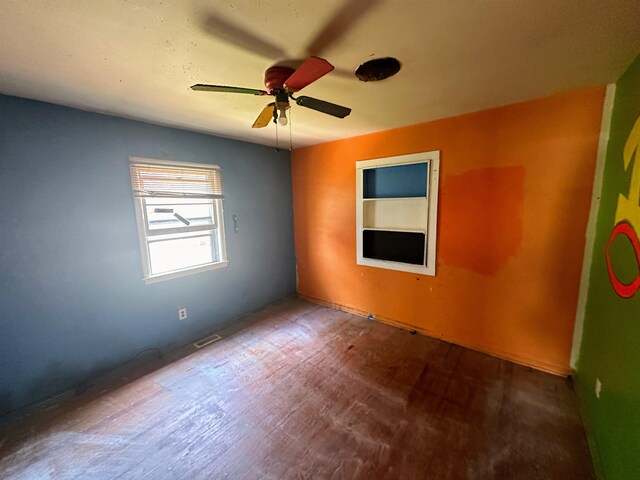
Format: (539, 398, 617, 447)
(292, 86, 605, 375)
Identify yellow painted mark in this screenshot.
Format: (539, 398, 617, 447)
(615, 117, 640, 232)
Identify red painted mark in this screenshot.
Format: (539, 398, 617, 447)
(606, 221, 640, 298)
(440, 166, 525, 276)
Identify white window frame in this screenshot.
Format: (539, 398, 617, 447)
(130, 157, 228, 284)
(356, 151, 440, 275)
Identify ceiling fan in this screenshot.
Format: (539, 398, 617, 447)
(190, 56, 351, 128)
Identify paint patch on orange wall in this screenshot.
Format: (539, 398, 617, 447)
(292, 86, 605, 375)
(440, 166, 525, 276)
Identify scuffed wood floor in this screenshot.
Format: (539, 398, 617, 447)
(0, 298, 594, 479)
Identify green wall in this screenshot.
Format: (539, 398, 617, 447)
(577, 54, 640, 479)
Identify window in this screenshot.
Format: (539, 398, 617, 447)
(356, 151, 440, 275)
(129, 158, 228, 283)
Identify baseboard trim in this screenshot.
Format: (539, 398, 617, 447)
(0, 293, 298, 427)
(298, 293, 572, 377)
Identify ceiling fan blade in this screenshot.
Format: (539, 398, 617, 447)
(305, 0, 381, 56)
(200, 13, 287, 60)
(283, 57, 334, 92)
(294, 96, 351, 118)
(191, 84, 268, 96)
(252, 103, 276, 128)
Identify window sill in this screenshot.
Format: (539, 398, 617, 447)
(143, 261, 229, 284)
(357, 256, 435, 276)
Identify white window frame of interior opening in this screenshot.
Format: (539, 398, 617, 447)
(355, 151, 440, 276)
(129, 157, 228, 284)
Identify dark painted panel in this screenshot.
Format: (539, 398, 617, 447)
(0, 94, 296, 416)
(363, 230, 425, 265)
(363, 163, 428, 198)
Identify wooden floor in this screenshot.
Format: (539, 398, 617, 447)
(0, 298, 594, 479)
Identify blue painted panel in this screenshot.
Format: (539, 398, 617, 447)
(363, 162, 428, 198)
(0, 94, 296, 417)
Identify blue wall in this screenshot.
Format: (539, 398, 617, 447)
(0, 94, 296, 416)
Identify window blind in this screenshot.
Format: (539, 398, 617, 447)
(130, 163, 223, 199)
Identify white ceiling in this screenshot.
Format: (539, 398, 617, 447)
(1, 0, 639, 148)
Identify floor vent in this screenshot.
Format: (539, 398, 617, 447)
(193, 333, 222, 349)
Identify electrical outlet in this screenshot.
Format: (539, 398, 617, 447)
(595, 378, 602, 399)
(178, 307, 188, 321)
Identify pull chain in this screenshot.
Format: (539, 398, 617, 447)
(275, 117, 279, 152)
(288, 107, 293, 151)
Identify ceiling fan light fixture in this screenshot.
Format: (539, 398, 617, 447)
(355, 57, 401, 82)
